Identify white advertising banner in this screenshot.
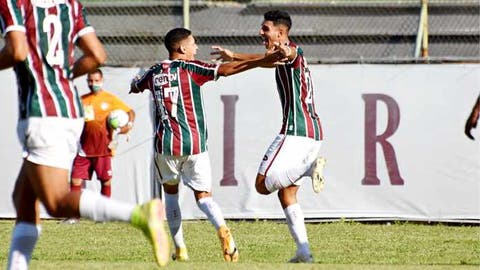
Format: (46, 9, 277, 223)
(0, 64, 479, 222)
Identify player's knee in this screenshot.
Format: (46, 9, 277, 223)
(42, 198, 67, 218)
(255, 181, 270, 195)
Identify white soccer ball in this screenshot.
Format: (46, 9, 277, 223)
(107, 109, 129, 129)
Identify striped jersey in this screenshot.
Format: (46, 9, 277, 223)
(132, 59, 219, 156)
(275, 43, 323, 140)
(0, 0, 94, 119)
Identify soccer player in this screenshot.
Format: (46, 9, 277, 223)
(211, 10, 326, 263)
(465, 94, 479, 140)
(130, 27, 286, 262)
(71, 68, 135, 198)
(0, 1, 168, 268)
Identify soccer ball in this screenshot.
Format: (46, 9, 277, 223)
(107, 109, 129, 129)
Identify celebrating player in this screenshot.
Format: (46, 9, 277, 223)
(211, 10, 326, 263)
(130, 27, 286, 262)
(0, 0, 168, 268)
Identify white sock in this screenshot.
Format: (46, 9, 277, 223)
(284, 203, 310, 256)
(196, 197, 225, 230)
(164, 193, 186, 249)
(79, 189, 135, 222)
(7, 222, 41, 270)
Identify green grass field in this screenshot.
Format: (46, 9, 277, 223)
(0, 219, 479, 269)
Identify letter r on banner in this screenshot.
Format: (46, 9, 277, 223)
(362, 94, 405, 185)
(220, 95, 239, 186)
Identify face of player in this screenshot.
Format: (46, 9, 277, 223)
(259, 20, 282, 50)
(179, 35, 198, 60)
(87, 72, 103, 93)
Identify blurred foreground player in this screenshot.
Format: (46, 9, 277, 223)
(0, 0, 168, 268)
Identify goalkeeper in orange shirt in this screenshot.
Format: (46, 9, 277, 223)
(70, 69, 135, 198)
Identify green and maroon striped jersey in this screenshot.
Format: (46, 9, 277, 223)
(0, 0, 93, 119)
(132, 60, 219, 156)
(275, 43, 323, 140)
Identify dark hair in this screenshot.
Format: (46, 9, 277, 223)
(264, 10, 292, 30)
(88, 68, 103, 78)
(164, 28, 192, 54)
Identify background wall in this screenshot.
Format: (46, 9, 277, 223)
(1, 64, 478, 222)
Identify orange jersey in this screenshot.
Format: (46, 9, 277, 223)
(80, 90, 131, 157)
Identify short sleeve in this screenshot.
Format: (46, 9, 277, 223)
(72, 1, 94, 42)
(184, 60, 219, 86)
(0, 0, 26, 37)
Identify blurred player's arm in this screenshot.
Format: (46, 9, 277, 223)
(0, 31, 28, 70)
(465, 94, 480, 140)
(72, 32, 107, 79)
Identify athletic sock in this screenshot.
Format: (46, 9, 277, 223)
(70, 183, 82, 192)
(79, 189, 134, 222)
(164, 192, 186, 248)
(7, 222, 41, 270)
(284, 203, 310, 256)
(101, 183, 111, 197)
(196, 197, 225, 230)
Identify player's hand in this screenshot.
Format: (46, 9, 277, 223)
(211, 46, 234, 62)
(129, 75, 142, 94)
(265, 43, 288, 65)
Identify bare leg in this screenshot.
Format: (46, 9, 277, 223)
(70, 177, 83, 192)
(101, 179, 112, 197)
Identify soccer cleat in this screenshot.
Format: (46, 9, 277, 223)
(288, 253, 314, 263)
(131, 199, 170, 267)
(60, 218, 79, 224)
(217, 225, 239, 262)
(172, 247, 189, 262)
(311, 156, 326, 193)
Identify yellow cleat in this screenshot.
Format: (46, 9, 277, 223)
(217, 225, 239, 262)
(131, 199, 170, 267)
(172, 247, 189, 262)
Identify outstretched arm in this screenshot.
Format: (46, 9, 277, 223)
(212, 44, 296, 68)
(0, 31, 28, 70)
(465, 94, 480, 140)
(211, 46, 262, 62)
(217, 50, 287, 77)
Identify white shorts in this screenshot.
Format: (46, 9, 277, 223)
(17, 117, 84, 170)
(155, 151, 212, 192)
(258, 134, 322, 185)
